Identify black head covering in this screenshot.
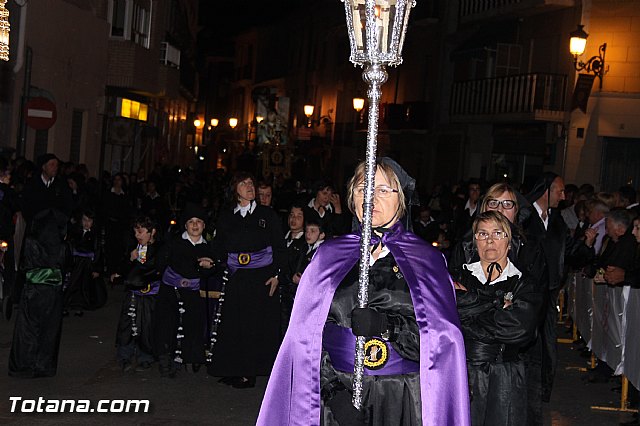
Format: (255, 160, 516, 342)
(37, 153, 58, 170)
(180, 202, 207, 228)
(525, 171, 559, 220)
(378, 157, 419, 231)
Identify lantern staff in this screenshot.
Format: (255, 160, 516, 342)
(339, 0, 416, 409)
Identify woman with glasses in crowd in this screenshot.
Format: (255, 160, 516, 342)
(257, 158, 470, 426)
(449, 182, 542, 280)
(455, 211, 542, 425)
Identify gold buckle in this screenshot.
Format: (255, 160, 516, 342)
(238, 253, 251, 265)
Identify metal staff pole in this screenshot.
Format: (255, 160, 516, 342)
(340, 0, 416, 409)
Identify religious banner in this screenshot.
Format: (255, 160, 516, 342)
(571, 74, 596, 113)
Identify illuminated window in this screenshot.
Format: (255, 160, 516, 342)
(117, 98, 148, 122)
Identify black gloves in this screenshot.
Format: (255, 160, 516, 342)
(351, 307, 388, 338)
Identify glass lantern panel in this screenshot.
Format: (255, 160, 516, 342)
(375, 0, 397, 55)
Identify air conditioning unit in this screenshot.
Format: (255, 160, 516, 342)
(160, 42, 180, 68)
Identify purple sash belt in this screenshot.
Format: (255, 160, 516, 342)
(322, 323, 419, 376)
(227, 246, 273, 275)
(73, 250, 95, 260)
(133, 280, 160, 296)
(162, 266, 200, 290)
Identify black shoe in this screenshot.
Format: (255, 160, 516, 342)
(218, 376, 237, 386)
(119, 361, 132, 372)
(191, 363, 201, 373)
(232, 376, 256, 389)
(136, 361, 152, 372)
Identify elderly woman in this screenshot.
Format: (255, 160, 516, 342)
(449, 182, 540, 280)
(455, 211, 541, 425)
(209, 172, 285, 388)
(258, 158, 470, 426)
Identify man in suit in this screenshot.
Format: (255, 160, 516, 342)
(521, 172, 570, 426)
(21, 154, 73, 223)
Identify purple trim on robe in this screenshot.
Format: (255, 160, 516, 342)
(226, 246, 273, 275)
(256, 222, 470, 426)
(72, 250, 95, 260)
(162, 266, 200, 290)
(322, 323, 419, 376)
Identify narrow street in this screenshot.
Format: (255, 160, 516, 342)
(0, 285, 634, 425)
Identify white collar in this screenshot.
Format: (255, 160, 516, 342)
(41, 174, 55, 186)
(533, 202, 548, 229)
(147, 191, 159, 200)
(306, 239, 324, 254)
(464, 260, 521, 285)
(181, 231, 205, 246)
(111, 187, 125, 195)
(308, 198, 333, 217)
(285, 230, 304, 246)
(234, 200, 256, 217)
(464, 199, 477, 215)
(627, 203, 639, 209)
(370, 246, 390, 266)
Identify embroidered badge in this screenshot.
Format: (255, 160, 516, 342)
(258, 219, 266, 228)
(363, 338, 388, 370)
(238, 253, 251, 265)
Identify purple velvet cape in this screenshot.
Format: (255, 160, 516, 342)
(257, 223, 470, 426)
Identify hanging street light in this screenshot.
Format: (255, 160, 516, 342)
(340, 0, 416, 409)
(0, 0, 9, 61)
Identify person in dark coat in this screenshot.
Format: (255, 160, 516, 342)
(102, 173, 133, 273)
(113, 216, 162, 372)
(9, 208, 69, 378)
(455, 211, 542, 425)
(279, 202, 307, 336)
(20, 154, 73, 223)
(209, 172, 286, 388)
(64, 208, 104, 315)
(304, 179, 349, 237)
(520, 172, 572, 426)
(155, 203, 216, 377)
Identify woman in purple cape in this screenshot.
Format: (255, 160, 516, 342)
(257, 159, 470, 426)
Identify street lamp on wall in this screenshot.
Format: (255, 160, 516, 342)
(352, 97, 365, 112)
(210, 118, 219, 128)
(228, 117, 238, 129)
(569, 24, 607, 89)
(303, 104, 314, 127)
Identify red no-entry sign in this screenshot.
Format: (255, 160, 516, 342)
(25, 97, 57, 130)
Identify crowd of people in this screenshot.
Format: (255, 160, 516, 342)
(2, 152, 640, 425)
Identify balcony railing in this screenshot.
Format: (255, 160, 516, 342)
(459, 0, 574, 21)
(450, 73, 567, 121)
(459, 0, 522, 17)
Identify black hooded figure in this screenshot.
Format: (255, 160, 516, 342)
(9, 208, 69, 377)
(520, 171, 572, 426)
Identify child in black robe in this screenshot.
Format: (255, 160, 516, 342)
(113, 216, 162, 372)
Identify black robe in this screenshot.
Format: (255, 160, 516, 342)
(280, 232, 307, 335)
(456, 266, 541, 426)
(155, 235, 214, 365)
(321, 254, 421, 426)
(115, 242, 162, 359)
(9, 209, 69, 378)
(208, 203, 285, 377)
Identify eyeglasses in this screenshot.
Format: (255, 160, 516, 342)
(486, 199, 516, 210)
(354, 185, 399, 199)
(474, 231, 508, 241)
(238, 180, 254, 187)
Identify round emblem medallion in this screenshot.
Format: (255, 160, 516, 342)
(363, 338, 388, 369)
(238, 253, 251, 265)
(179, 278, 190, 288)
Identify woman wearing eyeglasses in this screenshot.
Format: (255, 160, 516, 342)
(258, 158, 470, 426)
(449, 182, 541, 281)
(455, 211, 542, 425)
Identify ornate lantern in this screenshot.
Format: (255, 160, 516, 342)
(0, 0, 9, 62)
(340, 0, 416, 409)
